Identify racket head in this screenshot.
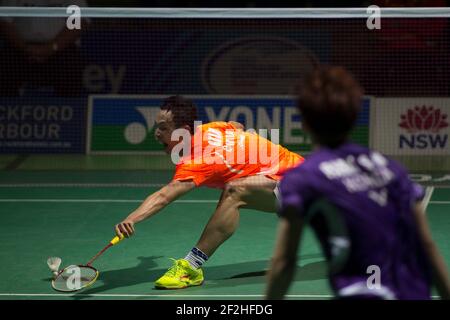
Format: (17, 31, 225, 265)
(51, 265, 99, 292)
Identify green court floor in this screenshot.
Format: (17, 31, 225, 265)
(0, 155, 449, 300)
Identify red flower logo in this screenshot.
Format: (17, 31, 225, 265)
(399, 106, 448, 133)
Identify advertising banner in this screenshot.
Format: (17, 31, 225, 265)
(88, 95, 371, 154)
(373, 98, 449, 155)
(0, 98, 85, 153)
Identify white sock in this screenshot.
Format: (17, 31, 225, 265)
(184, 247, 209, 269)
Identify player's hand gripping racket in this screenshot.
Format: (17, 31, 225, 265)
(51, 234, 125, 292)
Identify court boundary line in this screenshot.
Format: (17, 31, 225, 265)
(2, 183, 450, 188)
(423, 186, 435, 212)
(0, 293, 441, 299)
(0, 293, 333, 298)
(426, 201, 450, 204)
(0, 198, 448, 205)
(0, 183, 166, 188)
(0, 199, 217, 203)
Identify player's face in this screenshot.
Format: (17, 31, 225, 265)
(154, 110, 178, 154)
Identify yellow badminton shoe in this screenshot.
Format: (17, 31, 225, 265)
(154, 258, 204, 289)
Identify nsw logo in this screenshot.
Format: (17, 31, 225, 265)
(398, 106, 448, 149)
(123, 107, 160, 144)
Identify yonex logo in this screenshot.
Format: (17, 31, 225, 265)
(399, 106, 448, 133)
(123, 107, 160, 144)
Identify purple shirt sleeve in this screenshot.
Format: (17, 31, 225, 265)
(278, 169, 314, 217)
(395, 163, 425, 205)
(410, 181, 425, 202)
(396, 164, 425, 202)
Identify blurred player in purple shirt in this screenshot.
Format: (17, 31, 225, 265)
(266, 66, 450, 300)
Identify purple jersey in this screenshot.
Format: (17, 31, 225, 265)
(279, 142, 431, 300)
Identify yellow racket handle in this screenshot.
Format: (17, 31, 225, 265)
(110, 234, 125, 246)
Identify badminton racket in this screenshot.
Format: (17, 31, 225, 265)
(51, 234, 125, 292)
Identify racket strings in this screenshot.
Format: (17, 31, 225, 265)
(52, 265, 98, 292)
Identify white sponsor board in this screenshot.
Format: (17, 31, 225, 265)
(374, 98, 449, 155)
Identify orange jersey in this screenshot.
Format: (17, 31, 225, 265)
(172, 121, 304, 188)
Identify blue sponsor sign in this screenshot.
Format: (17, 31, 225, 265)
(0, 98, 86, 153)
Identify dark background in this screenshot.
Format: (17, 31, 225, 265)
(0, 0, 449, 153)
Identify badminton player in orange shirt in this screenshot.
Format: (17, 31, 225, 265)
(115, 95, 304, 289)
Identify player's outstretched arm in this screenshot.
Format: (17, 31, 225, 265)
(115, 180, 196, 238)
(413, 203, 450, 299)
(265, 208, 304, 300)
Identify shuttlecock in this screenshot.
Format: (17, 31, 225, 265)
(47, 257, 62, 277)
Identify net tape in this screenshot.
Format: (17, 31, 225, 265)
(1, 7, 450, 18)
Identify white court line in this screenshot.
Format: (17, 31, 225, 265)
(0, 199, 217, 203)
(427, 201, 450, 205)
(0, 293, 329, 298)
(0, 183, 165, 188)
(0, 293, 440, 299)
(2, 183, 450, 189)
(0, 198, 448, 204)
(422, 187, 435, 212)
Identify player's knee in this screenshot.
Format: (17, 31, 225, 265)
(223, 181, 248, 201)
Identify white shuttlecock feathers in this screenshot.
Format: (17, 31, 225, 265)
(47, 257, 62, 276)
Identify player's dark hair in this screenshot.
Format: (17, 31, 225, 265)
(297, 66, 363, 148)
(160, 95, 198, 134)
